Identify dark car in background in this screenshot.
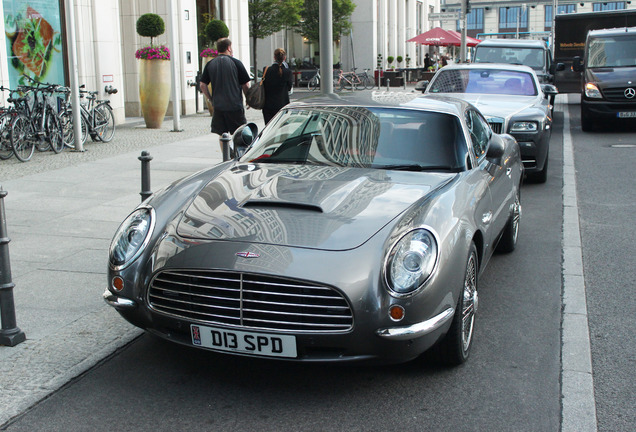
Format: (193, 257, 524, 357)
(104, 95, 522, 367)
(573, 26, 636, 131)
(419, 63, 557, 183)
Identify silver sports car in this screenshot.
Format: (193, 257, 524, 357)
(104, 95, 522, 366)
(419, 63, 557, 183)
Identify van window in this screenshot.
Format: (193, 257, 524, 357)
(587, 35, 636, 68)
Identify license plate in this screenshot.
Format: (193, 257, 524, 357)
(191, 324, 297, 358)
(617, 112, 636, 118)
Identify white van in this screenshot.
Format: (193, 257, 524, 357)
(473, 39, 563, 84)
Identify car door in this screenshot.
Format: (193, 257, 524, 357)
(467, 109, 515, 253)
(471, 109, 514, 241)
(463, 108, 497, 253)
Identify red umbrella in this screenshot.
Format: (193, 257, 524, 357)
(407, 27, 481, 47)
(446, 29, 482, 47)
(407, 27, 461, 46)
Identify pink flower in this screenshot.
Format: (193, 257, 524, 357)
(135, 45, 170, 60)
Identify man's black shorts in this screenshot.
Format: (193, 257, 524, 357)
(211, 109, 247, 135)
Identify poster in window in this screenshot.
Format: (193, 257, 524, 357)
(3, 0, 64, 87)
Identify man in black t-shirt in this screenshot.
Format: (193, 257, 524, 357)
(199, 38, 251, 141)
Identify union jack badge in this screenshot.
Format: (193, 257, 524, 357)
(191, 325, 201, 345)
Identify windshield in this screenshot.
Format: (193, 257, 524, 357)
(428, 69, 538, 96)
(587, 35, 636, 68)
(240, 106, 468, 172)
(474, 46, 545, 70)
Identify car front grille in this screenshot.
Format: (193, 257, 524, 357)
(487, 118, 504, 134)
(148, 270, 353, 332)
(603, 86, 636, 102)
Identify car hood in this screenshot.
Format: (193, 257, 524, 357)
(447, 94, 539, 118)
(586, 66, 636, 88)
(176, 163, 453, 251)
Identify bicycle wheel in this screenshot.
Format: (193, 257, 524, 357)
(33, 113, 50, 152)
(10, 114, 35, 162)
(61, 109, 74, 148)
(0, 113, 14, 160)
(45, 108, 64, 154)
(362, 75, 374, 90)
(92, 103, 115, 142)
(308, 75, 319, 91)
(340, 77, 353, 91)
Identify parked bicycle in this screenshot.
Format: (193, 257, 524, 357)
(58, 84, 116, 148)
(335, 68, 374, 91)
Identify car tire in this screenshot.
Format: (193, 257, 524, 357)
(580, 102, 596, 132)
(529, 156, 548, 184)
(432, 243, 478, 366)
(497, 189, 521, 253)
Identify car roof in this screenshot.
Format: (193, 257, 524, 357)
(284, 93, 469, 118)
(476, 38, 547, 48)
(588, 26, 636, 37)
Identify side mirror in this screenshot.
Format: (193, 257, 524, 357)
(414, 80, 429, 93)
(232, 122, 258, 158)
(572, 57, 584, 73)
(542, 84, 558, 99)
(486, 136, 505, 164)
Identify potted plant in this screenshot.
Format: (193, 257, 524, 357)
(201, 19, 229, 115)
(136, 13, 170, 129)
(396, 55, 403, 68)
(387, 56, 395, 70)
(405, 55, 411, 68)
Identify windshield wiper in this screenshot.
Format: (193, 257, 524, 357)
(375, 164, 454, 172)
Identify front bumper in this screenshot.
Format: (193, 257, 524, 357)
(582, 99, 636, 119)
(103, 289, 455, 363)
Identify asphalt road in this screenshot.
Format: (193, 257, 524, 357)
(1, 111, 566, 431)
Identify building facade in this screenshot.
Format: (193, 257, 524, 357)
(256, 0, 441, 74)
(438, 0, 636, 42)
(0, 0, 251, 124)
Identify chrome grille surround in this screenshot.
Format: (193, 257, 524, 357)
(148, 270, 353, 332)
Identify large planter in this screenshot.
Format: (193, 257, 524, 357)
(139, 59, 171, 128)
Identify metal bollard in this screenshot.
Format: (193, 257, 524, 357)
(386, 79, 390, 91)
(139, 151, 153, 202)
(0, 189, 26, 347)
(220, 133, 231, 162)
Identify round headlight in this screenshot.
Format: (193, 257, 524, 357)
(109, 207, 154, 269)
(386, 229, 438, 296)
(510, 121, 538, 132)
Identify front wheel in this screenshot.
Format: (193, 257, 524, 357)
(361, 75, 374, 90)
(497, 190, 521, 253)
(93, 103, 115, 142)
(308, 75, 319, 91)
(46, 108, 64, 154)
(10, 114, 35, 162)
(0, 113, 14, 160)
(432, 243, 478, 366)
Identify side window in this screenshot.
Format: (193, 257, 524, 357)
(465, 110, 491, 160)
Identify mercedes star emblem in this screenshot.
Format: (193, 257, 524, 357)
(625, 88, 636, 99)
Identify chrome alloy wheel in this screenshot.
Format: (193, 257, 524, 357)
(511, 193, 521, 245)
(462, 252, 478, 352)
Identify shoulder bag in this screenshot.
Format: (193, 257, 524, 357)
(245, 66, 269, 110)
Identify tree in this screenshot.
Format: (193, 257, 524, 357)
(205, 19, 229, 45)
(294, 0, 356, 44)
(249, 0, 302, 81)
(136, 13, 165, 46)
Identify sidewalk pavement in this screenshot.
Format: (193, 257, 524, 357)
(0, 87, 422, 427)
